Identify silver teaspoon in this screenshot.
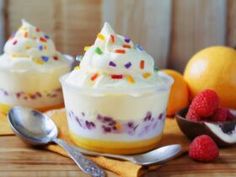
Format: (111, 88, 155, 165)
(73, 144, 182, 166)
(8, 106, 105, 177)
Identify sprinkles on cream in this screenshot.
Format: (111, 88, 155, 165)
(65, 22, 166, 91)
(3, 20, 63, 65)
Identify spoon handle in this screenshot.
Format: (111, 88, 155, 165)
(53, 138, 106, 177)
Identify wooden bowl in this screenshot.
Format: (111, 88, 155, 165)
(175, 108, 236, 147)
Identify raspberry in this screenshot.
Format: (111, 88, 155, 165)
(189, 89, 219, 118)
(189, 135, 219, 162)
(211, 108, 228, 122)
(227, 110, 235, 121)
(186, 108, 201, 121)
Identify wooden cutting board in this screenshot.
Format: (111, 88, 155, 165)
(0, 135, 236, 177)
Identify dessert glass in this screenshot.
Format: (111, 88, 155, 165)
(61, 72, 172, 154)
(0, 20, 73, 114)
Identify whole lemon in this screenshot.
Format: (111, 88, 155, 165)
(184, 46, 236, 109)
(163, 69, 189, 116)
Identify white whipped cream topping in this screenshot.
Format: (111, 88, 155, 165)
(65, 22, 172, 93)
(0, 20, 70, 72)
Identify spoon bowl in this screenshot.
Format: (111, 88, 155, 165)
(8, 106, 58, 145)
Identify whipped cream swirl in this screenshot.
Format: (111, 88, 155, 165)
(65, 22, 171, 92)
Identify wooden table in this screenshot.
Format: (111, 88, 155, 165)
(0, 136, 235, 177)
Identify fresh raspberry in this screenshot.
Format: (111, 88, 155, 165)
(226, 110, 235, 121)
(189, 89, 219, 118)
(211, 108, 228, 122)
(186, 108, 201, 121)
(189, 135, 219, 162)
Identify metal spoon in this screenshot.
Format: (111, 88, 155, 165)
(8, 106, 182, 167)
(74, 144, 182, 166)
(8, 106, 105, 177)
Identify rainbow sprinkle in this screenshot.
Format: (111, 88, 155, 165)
(95, 47, 103, 55)
(143, 72, 151, 79)
(124, 62, 132, 69)
(115, 49, 125, 54)
(109, 61, 116, 67)
(127, 75, 135, 84)
(110, 35, 115, 43)
(44, 35, 50, 39)
(41, 56, 49, 62)
(122, 44, 131, 49)
(74, 66, 80, 70)
(124, 36, 130, 43)
(40, 37, 47, 42)
(25, 46, 31, 49)
(33, 58, 44, 65)
(12, 40, 17, 45)
(38, 45, 43, 51)
(140, 60, 145, 69)
(84, 46, 90, 51)
(97, 33, 105, 41)
(91, 73, 99, 81)
(136, 44, 144, 51)
(24, 32, 28, 38)
(36, 28, 40, 32)
(53, 56, 58, 60)
(111, 74, 123, 79)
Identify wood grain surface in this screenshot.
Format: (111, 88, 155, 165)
(0, 136, 236, 177)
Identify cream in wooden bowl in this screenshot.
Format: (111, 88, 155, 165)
(60, 23, 173, 154)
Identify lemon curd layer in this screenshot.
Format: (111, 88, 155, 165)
(70, 131, 163, 154)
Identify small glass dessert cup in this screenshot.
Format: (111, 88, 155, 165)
(61, 72, 173, 154)
(61, 22, 173, 154)
(0, 20, 72, 114)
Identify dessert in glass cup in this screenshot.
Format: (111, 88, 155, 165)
(61, 23, 173, 154)
(0, 20, 72, 114)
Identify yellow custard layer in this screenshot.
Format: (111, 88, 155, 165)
(70, 131, 163, 154)
(0, 103, 64, 114)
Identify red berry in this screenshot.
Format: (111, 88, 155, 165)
(186, 108, 202, 121)
(189, 135, 219, 162)
(189, 89, 219, 118)
(227, 110, 235, 121)
(211, 108, 228, 122)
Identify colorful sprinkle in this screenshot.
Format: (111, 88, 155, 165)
(122, 44, 131, 49)
(53, 56, 58, 60)
(74, 66, 80, 70)
(91, 73, 99, 81)
(84, 46, 90, 51)
(12, 40, 17, 45)
(97, 33, 105, 41)
(127, 75, 135, 84)
(124, 62, 132, 69)
(24, 32, 28, 38)
(109, 61, 116, 67)
(140, 60, 145, 69)
(111, 74, 123, 79)
(44, 35, 50, 39)
(143, 72, 151, 79)
(124, 36, 130, 43)
(40, 37, 47, 42)
(38, 45, 43, 51)
(44, 45, 47, 50)
(95, 47, 103, 55)
(25, 46, 31, 49)
(33, 58, 44, 65)
(136, 44, 144, 51)
(36, 28, 40, 32)
(110, 35, 115, 43)
(115, 49, 126, 54)
(41, 56, 49, 62)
